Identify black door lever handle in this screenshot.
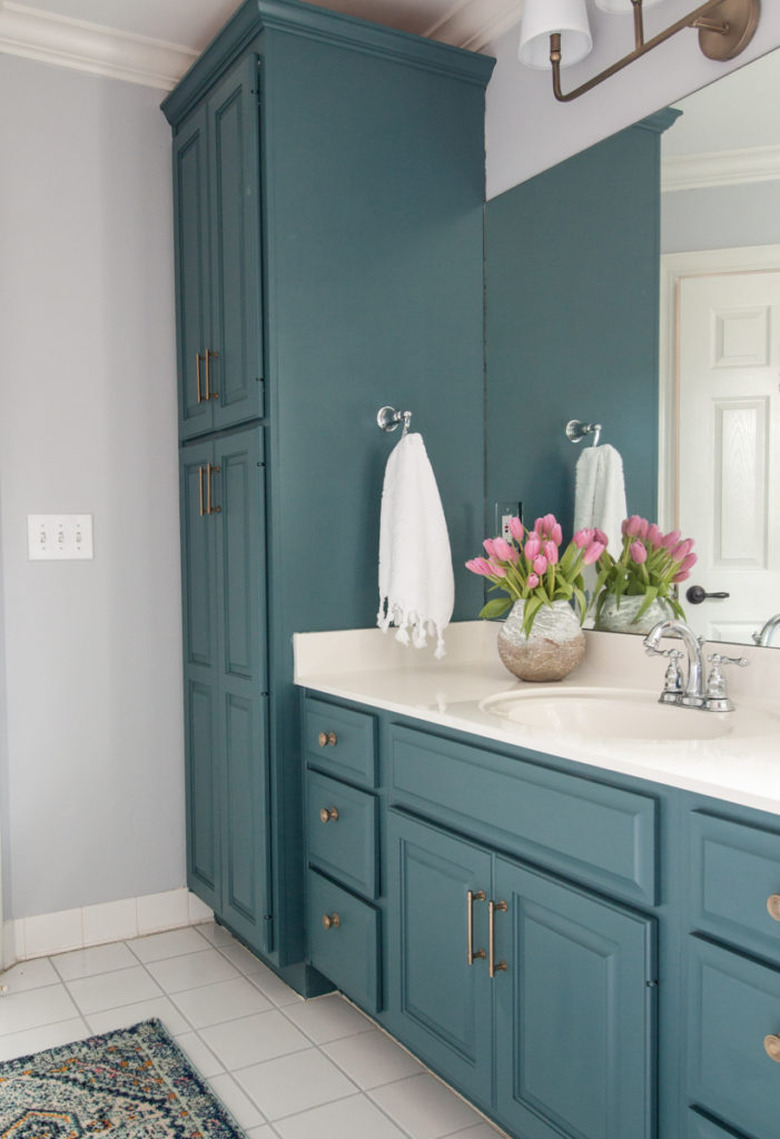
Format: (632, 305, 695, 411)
(686, 585, 730, 605)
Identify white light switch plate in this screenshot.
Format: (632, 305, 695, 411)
(28, 514, 94, 560)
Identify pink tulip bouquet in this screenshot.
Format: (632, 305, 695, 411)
(590, 515, 697, 626)
(466, 514, 606, 636)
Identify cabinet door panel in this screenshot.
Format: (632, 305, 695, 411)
(209, 54, 264, 430)
(217, 427, 268, 691)
(222, 691, 271, 952)
(181, 442, 216, 669)
(173, 106, 212, 439)
(185, 678, 219, 908)
(386, 811, 493, 1104)
(180, 441, 220, 910)
(216, 426, 271, 952)
(495, 857, 656, 1139)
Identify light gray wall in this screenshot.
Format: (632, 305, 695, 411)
(0, 54, 185, 919)
(485, 0, 780, 198)
(662, 181, 780, 253)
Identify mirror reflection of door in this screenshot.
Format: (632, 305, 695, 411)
(667, 251, 780, 644)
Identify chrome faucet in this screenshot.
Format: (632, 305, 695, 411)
(643, 619, 706, 707)
(643, 619, 749, 711)
(753, 613, 780, 647)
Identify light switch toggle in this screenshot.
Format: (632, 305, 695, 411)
(28, 515, 94, 560)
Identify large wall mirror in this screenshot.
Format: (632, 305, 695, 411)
(485, 47, 780, 650)
(659, 48, 780, 647)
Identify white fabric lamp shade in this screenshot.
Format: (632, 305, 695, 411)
(518, 0, 593, 69)
(594, 0, 665, 10)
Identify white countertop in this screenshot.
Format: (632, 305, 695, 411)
(294, 622, 780, 815)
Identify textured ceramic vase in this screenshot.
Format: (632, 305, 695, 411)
(497, 600, 585, 683)
(595, 593, 671, 635)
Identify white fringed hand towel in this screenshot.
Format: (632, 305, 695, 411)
(377, 432, 454, 659)
(573, 443, 627, 557)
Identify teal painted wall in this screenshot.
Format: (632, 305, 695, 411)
(485, 120, 668, 542)
(264, 28, 489, 634)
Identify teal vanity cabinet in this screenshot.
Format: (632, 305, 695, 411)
(299, 694, 662, 1138)
(164, 0, 494, 982)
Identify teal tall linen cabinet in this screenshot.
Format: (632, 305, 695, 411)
(162, 0, 494, 986)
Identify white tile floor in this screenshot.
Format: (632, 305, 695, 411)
(0, 923, 508, 1139)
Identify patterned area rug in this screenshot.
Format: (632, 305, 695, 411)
(0, 1018, 245, 1139)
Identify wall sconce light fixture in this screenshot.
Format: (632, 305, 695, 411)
(518, 0, 761, 102)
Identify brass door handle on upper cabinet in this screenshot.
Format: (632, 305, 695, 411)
(767, 895, 780, 922)
(204, 349, 219, 400)
(196, 353, 204, 404)
(321, 913, 341, 930)
(466, 889, 486, 966)
(319, 807, 339, 823)
(206, 463, 221, 515)
(318, 731, 337, 748)
(198, 466, 206, 517)
(764, 1034, 780, 1062)
(488, 899, 508, 978)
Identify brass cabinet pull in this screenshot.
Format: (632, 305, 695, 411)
(205, 463, 221, 515)
(467, 889, 486, 966)
(767, 895, 780, 922)
(204, 349, 219, 400)
(319, 806, 339, 823)
(196, 352, 203, 404)
(764, 1034, 780, 1062)
(322, 912, 341, 930)
(198, 466, 205, 517)
(488, 899, 508, 979)
(318, 731, 337, 747)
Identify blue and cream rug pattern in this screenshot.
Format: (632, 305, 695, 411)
(0, 1018, 245, 1139)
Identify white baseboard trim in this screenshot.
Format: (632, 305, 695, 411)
(3, 889, 213, 967)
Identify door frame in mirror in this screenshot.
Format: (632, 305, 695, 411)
(658, 242, 780, 530)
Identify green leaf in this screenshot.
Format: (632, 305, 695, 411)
(633, 585, 658, 622)
(479, 597, 512, 620)
(522, 595, 544, 637)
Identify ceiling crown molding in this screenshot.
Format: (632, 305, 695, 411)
(0, 2, 197, 89)
(424, 0, 523, 51)
(662, 144, 780, 193)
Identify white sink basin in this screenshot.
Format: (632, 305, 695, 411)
(479, 687, 738, 741)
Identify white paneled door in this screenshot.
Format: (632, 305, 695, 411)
(676, 267, 780, 644)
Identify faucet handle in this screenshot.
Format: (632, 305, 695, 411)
(659, 649, 684, 704)
(704, 653, 750, 712)
(707, 652, 750, 668)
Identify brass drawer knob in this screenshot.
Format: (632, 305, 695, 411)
(767, 895, 780, 922)
(764, 1034, 780, 1062)
(317, 731, 337, 748)
(322, 912, 341, 930)
(319, 806, 339, 823)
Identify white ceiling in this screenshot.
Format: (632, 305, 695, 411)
(0, 0, 523, 89)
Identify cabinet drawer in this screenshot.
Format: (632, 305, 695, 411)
(304, 697, 376, 787)
(305, 869, 380, 1013)
(691, 812, 780, 961)
(389, 725, 657, 906)
(688, 936, 780, 1139)
(306, 771, 378, 898)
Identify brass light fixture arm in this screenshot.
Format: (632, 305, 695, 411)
(551, 0, 760, 103)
